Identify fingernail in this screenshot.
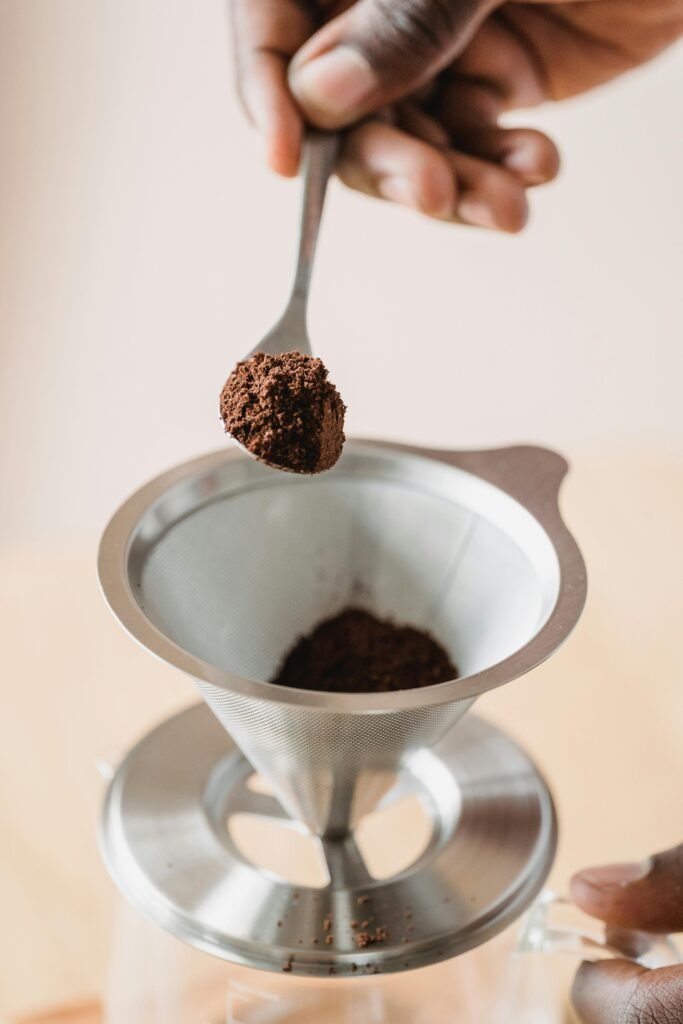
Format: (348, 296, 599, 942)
(576, 859, 652, 892)
(291, 47, 377, 119)
(504, 141, 539, 176)
(458, 196, 498, 230)
(380, 176, 422, 210)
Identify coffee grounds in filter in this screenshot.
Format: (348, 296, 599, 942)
(220, 351, 345, 474)
(272, 608, 457, 694)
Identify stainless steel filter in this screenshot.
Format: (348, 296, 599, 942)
(98, 440, 586, 837)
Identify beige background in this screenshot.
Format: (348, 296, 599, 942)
(1, 0, 682, 542)
(0, 0, 682, 1020)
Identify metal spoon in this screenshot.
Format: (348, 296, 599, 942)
(246, 130, 339, 360)
(222, 131, 339, 464)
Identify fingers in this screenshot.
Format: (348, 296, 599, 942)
(396, 103, 452, 149)
(571, 843, 683, 933)
(449, 149, 528, 231)
(452, 124, 559, 186)
(230, 0, 314, 175)
(337, 121, 530, 231)
(433, 79, 560, 185)
(572, 961, 683, 1024)
(338, 121, 457, 217)
(288, 0, 498, 129)
(572, 961, 648, 1024)
(230, 0, 556, 230)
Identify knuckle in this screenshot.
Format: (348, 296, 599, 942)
(475, 164, 503, 193)
(365, 0, 463, 61)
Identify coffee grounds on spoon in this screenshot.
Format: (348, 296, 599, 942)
(220, 351, 345, 474)
(272, 608, 457, 694)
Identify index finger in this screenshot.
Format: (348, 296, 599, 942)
(230, 0, 314, 175)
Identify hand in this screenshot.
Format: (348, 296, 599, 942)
(230, 0, 683, 232)
(571, 843, 683, 1023)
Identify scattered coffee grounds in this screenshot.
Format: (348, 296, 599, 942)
(220, 351, 345, 474)
(355, 926, 389, 949)
(311, 906, 391, 951)
(272, 608, 457, 694)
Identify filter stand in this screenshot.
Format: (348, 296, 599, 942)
(101, 703, 556, 978)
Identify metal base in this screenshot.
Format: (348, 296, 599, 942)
(101, 704, 556, 978)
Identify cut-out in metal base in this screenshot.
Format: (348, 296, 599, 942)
(101, 704, 556, 977)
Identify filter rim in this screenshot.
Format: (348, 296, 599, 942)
(97, 439, 587, 712)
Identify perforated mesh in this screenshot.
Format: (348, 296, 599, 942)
(196, 681, 475, 832)
(133, 467, 558, 835)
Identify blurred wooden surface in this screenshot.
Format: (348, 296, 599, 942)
(1, 450, 682, 1021)
(15, 1004, 102, 1024)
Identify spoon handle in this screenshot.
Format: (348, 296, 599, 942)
(253, 131, 338, 358)
(290, 131, 339, 306)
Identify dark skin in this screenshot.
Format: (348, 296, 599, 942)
(571, 843, 683, 1022)
(231, 0, 683, 231)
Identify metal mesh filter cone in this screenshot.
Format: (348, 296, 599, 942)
(98, 441, 586, 835)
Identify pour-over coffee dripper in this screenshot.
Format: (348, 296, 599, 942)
(98, 439, 586, 978)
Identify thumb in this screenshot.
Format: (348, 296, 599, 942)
(570, 843, 683, 933)
(572, 961, 683, 1024)
(288, 0, 497, 129)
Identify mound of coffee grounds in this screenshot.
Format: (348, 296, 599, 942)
(272, 608, 457, 694)
(220, 351, 345, 474)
